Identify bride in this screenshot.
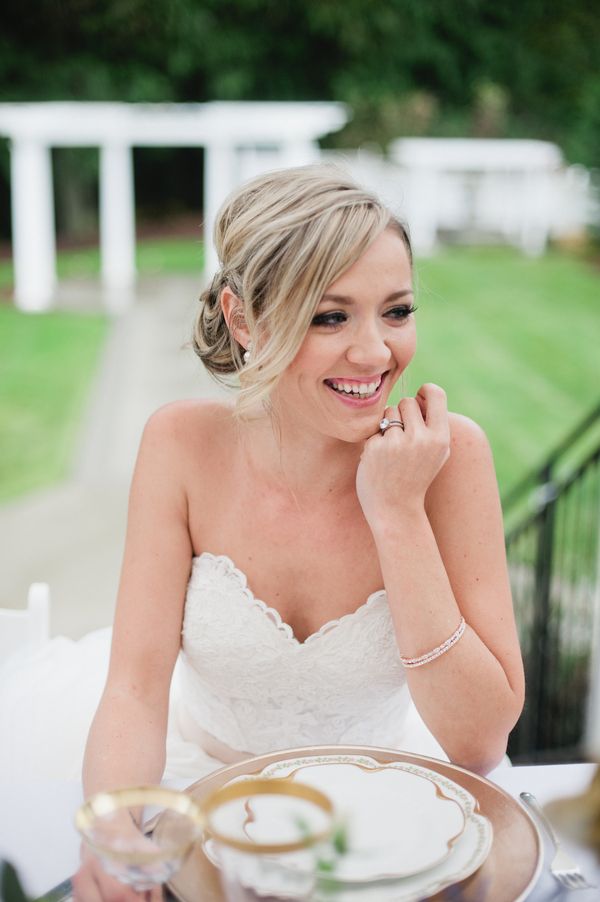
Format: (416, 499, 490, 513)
(48, 164, 523, 898)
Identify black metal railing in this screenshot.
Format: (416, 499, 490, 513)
(505, 401, 600, 762)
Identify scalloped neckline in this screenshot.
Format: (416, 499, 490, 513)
(193, 552, 387, 647)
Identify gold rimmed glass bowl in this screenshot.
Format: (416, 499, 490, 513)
(197, 777, 336, 900)
(75, 786, 204, 891)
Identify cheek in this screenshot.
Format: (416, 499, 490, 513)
(287, 335, 337, 377)
(276, 347, 324, 399)
(395, 327, 417, 367)
(408, 330, 417, 360)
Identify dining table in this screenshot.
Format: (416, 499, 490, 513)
(1, 755, 599, 901)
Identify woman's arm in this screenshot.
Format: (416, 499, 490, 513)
(83, 403, 194, 793)
(357, 384, 524, 774)
(73, 406, 195, 900)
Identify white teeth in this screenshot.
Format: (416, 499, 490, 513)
(359, 382, 378, 395)
(328, 377, 382, 398)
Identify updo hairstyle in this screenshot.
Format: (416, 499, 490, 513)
(193, 163, 411, 416)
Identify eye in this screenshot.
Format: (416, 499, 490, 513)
(311, 310, 348, 328)
(384, 304, 417, 321)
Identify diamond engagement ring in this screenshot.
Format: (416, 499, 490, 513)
(379, 417, 405, 434)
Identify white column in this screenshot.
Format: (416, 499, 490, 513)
(518, 171, 548, 257)
(99, 143, 136, 310)
(203, 142, 237, 277)
(10, 139, 56, 312)
(404, 168, 439, 256)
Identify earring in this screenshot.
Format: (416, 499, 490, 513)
(243, 341, 253, 365)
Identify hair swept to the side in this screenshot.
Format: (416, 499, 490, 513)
(192, 163, 411, 416)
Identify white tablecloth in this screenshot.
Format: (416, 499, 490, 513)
(0, 764, 598, 900)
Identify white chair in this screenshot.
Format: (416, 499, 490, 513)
(0, 582, 50, 666)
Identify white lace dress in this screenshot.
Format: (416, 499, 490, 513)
(0, 552, 446, 781)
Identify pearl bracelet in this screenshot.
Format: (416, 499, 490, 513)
(399, 617, 466, 668)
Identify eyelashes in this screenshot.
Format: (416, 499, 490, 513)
(311, 305, 417, 328)
(385, 304, 418, 321)
(311, 311, 347, 327)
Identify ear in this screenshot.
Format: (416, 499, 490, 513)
(220, 285, 251, 350)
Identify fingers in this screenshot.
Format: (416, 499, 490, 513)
(382, 398, 425, 434)
(397, 397, 425, 432)
(415, 383, 448, 431)
(72, 869, 103, 902)
(383, 383, 447, 436)
(72, 861, 146, 902)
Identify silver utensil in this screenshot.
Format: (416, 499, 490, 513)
(520, 791, 596, 891)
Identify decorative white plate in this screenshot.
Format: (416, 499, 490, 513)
(203, 754, 493, 899)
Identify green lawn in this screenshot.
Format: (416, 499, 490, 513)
(393, 246, 599, 495)
(0, 236, 204, 504)
(0, 241, 597, 503)
(0, 236, 204, 288)
(0, 306, 108, 502)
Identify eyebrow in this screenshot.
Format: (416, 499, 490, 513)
(320, 289, 414, 305)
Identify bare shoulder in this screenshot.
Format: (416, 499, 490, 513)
(448, 411, 490, 449)
(426, 412, 498, 515)
(132, 399, 236, 500)
(447, 412, 493, 465)
(141, 398, 235, 452)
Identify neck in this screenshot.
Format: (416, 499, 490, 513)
(238, 406, 364, 502)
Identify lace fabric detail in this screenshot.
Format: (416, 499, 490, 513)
(189, 552, 387, 646)
(180, 552, 411, 756)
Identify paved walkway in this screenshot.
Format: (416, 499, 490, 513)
(0, 275, 227, 638)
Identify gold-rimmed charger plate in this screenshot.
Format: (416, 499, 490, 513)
(165, 745, 543, 902)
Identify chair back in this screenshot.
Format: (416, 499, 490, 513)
(0, 583, 50, 665)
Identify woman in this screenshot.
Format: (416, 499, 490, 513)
(74, 164, 524, 898)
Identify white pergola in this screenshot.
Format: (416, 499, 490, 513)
(0, 101, 348, 312)
(389, 138, 569, 256)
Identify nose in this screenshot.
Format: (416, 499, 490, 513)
(345, 319, 392, 369)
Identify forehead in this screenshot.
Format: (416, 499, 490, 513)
(325, 229, 412, 297)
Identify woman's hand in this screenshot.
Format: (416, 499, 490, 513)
(72, 843, 164, 901)
(356, 383, 450, 531)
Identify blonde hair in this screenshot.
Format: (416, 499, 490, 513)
(193, 163, 411, 416)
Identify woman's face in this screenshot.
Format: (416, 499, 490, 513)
(273, 228, 416, 444)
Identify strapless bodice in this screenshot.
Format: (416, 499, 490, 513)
(178, 552, 413, 756)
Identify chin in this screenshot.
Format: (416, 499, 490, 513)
(336, 419, 380, 445)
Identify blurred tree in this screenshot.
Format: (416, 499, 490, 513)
(0, 0, 598, 238)
(568, 75, 600, 170)
(53, 148, 98, 242)
(471, 82, 509, 137)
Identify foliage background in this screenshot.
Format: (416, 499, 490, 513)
(0, 0, 599, 241)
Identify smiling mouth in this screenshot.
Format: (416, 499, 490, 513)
(324, 373, 387, 401)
